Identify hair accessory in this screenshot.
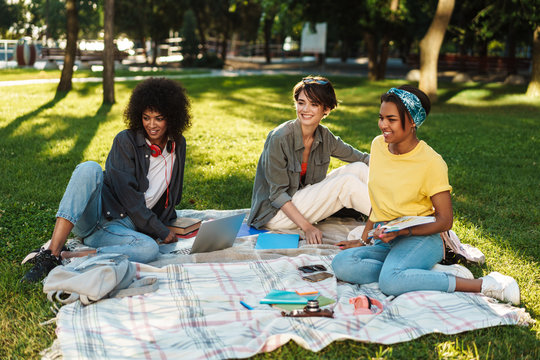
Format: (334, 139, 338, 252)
(387, 88, 427, 127)
(302, 77, 328, 85)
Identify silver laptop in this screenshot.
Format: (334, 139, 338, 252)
(159, 213, 245, 255)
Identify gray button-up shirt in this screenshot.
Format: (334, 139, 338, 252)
(247, 119, 370, 229)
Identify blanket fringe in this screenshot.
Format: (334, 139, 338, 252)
(40, 338, 63, 360)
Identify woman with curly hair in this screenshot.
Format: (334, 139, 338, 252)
(22, 78, 191, 282)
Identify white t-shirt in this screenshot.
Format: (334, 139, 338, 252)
(145, 147, 175, 209)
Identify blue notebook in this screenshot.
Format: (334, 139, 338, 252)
(260, 290, 308, 304)
(255, 233, 300, 250)
(237, 223, 268, 238)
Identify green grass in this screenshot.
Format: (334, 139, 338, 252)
(0, 73, 538, 359)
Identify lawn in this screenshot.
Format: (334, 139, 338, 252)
(0, 73, 538, 359)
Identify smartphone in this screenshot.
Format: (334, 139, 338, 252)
(302, 272, 333, 282)
(298, 264, 327, 273)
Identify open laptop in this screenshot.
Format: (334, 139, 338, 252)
(159, 213, 246, 255)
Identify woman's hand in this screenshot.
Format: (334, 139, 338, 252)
(371, 224, 398, 243)
(162, 230, 178, 244)
(304, 224, 323, 244)
(335, 240, 363, 249)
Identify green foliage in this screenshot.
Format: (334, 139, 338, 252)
(0, 0, 22, 36)
(0, 74, 538, 359)
(180, 10, 200, 67)
(21, 0, 102, 40)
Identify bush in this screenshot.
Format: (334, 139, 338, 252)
(194, 53, 224, 69)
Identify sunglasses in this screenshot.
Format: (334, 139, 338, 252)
(302, 78, 328, 85)
(298, 264, 327, 273)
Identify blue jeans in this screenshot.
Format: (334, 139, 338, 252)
(56, 161, 159, 263)
(332, 233, 456, 296)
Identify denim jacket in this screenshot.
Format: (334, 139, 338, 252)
(247, 119, 369, 229)
(101, 130, 186, 240)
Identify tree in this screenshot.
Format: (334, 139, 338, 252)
(260, 0, 280, 63)
(115, 0, 183, 65)
(103, 0, 115, 104)
(57, 0, 79, 93)
(0, 0, 22, 37)
(23, 0, 101, 41)
(526, 26, 540, 97)
(419, 0, 455, 102)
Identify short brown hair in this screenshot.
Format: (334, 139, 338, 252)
(292, 76, 338, 110)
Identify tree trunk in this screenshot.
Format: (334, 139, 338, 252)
(526, 26, 540, 98)
(192, 7, 207, 54)
(377, 35, 391, 80)
(506, 26, 517, 75)
(57, 0, 78, 93)
(103, 0, 115, 104)
(263, 16, 273, 64)
(419, 0, 455, 102)
(364, 33, 378, 81)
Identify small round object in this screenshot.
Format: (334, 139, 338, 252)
(305, 299, 320, 312)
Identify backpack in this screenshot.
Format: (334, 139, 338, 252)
(43, 253, 158, 306)
(440, 230, 485, 265)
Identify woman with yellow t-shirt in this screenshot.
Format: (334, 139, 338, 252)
(331, 85, 520, 305)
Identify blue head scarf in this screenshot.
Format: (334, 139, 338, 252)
(386, 88, 427, 128)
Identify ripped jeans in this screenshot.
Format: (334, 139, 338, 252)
(56, 161, 159, 263)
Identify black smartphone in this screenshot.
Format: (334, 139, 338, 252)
(302, 272, 333, 282)
(298, 264, 327, 273)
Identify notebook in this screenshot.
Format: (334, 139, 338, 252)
(255, 233, 300, 250)
(159, 213, 245, 255)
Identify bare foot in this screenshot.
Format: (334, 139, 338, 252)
(61, 249, 97, 259)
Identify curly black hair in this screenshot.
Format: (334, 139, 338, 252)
(124, 77, 191, 143)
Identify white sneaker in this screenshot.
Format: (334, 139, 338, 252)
(432, 263, 474, 280)
(481, 272, 520, 305)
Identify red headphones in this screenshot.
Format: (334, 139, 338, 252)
(349, 295, 384, 315)
(149, 141, 175, 158)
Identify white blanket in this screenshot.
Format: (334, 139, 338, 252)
(48, 254, 530, 359)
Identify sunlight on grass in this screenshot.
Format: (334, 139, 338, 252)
(437, 339, 482, 360)
(0, 75, 538, 359)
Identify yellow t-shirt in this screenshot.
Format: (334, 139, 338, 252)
(368, 135, 452, 222)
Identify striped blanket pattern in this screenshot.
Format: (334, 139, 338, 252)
(53, 254, 527, 359)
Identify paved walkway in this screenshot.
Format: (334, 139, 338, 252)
(0, 57, 413, 87)
(0, 69, 309, 87)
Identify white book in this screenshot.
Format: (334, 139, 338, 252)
(368, 216, 435, 238)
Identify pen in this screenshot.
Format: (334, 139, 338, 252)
(296, 291, 319, 295)
(240, 301, 254, 310)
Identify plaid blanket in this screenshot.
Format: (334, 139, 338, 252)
(47, 254, 529, 359)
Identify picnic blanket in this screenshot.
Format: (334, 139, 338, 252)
(42, 254, 530, 360)
(41, 209, 531, 359)
(148, 208, 359, 267)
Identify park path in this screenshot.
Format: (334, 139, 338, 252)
(0, 69, 308, 87)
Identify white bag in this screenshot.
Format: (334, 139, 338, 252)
(441, 230, 485, 264)
(43, 253, 158, 305)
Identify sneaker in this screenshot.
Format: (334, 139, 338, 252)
(480, 272, 520, 305)
(432, 263, 474, 279)
(21, 249, 61, 283)
(21, 243, 67, 265)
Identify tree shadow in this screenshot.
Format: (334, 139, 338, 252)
(0, 88, 114, 204)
